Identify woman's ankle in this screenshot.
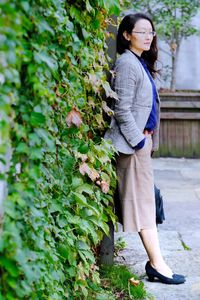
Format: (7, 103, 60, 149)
(150, 260, 173, 277)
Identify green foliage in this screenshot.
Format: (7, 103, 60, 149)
(0, 0, 129, 298)
(154, 0, 199, 39)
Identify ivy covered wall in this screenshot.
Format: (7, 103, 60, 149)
(0, 1, 125, 298)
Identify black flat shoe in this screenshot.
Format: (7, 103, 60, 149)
(145, 261, 186, 284)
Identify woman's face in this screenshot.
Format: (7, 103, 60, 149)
(124, 18, 155, 56)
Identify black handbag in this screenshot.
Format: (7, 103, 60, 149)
(154, 184, 165, 224)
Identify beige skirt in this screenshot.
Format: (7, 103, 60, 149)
(116, 135, 156, 232)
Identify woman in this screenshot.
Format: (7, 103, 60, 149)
(105, 13, 185, 284)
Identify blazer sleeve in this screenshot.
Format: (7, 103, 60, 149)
(114, 61, 145, 148)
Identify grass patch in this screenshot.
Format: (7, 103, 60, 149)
(181, 240, 192, 251)
(99, 264, 153, 300)
(178, 233, 192, 251)
(114, 237, 127, 257)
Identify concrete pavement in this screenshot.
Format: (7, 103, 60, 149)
(115, 157, 200, 300)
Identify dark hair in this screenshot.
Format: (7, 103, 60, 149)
(117, 13, 158, 77)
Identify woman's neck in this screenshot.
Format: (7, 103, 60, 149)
(129, 49, 142, 59)
(129, 47, 143, 57)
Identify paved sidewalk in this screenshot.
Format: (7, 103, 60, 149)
(115, 157, 200, 300)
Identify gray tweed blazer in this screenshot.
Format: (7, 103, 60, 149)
(105, 49, 160, 154)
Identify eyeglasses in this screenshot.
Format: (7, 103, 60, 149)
(132, 31, 156, 37)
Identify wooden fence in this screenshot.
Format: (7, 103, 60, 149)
(156, 92, 200, 158)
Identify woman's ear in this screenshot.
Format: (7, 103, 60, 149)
(123, 31, 130, 41)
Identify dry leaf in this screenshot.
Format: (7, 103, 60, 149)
(77, 262, 86, 281)
(100, 180, 109, 194)
(129, 277, 140, 286)
(114, 291, 126, 299)
(88, 168, 100, 182)
(79, 162, 100, 182)
(102, 101, 114, 116)
(101, 279, 110, 289)
(87, 131, 93, 139)
(87, 73, 101, 93)
(79, 162, 91, 176)
(54, 86, 61, 96)
(66, 107, 82, 128)
(88, 96, 95, 108)
(102, 82, 119, 100)
(90, 264, 99, 272)
(75, 152, 88, 162)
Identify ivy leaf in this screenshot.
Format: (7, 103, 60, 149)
(78, 142, 89, 154)
(0, 256, 19, 277)
(72, 192, 88, 206)
(49, 202, 63, 213)
(78, 249, 95, 264)
(69, 6, 82, 22)
(72, 192, 100, 215)
(4, 200, 17, 219)
(86, 0, 94, 13)
(37, 20, 54, 35)
(57, 244, 69, 259)
(64, 156, 75, 170)
(29, 147, 43, 159)
(67, 267, 76, 277)
(6, 276, 17, 289)
(105, 0, 121, 15)
(76, 184, 93, 195)
(15, 142, 29, 154)
(82, 28, 90, 40)
(57, 215, 68, 228)
(77, 240, 90, 251)
(30, 112, 46, 126)
(72, 177, 84, 188)
(66, 107, 83, 128)
(36, 128, 55, 151)
(34, 51, 58, 70)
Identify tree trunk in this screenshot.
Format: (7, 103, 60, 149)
(99, 221, 114, 265)
(170, 44, 180, 92)
(99, 16, 117, 265)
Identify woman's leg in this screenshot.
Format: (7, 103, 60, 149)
(139, 227, 173, 278)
